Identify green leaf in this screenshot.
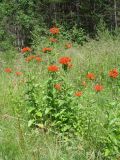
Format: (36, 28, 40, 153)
(45, 108, 52, 115)
(62, 125, 70, 132)
(55, 109, 66, 118)
(105, 149, 110, 157)
(36, 111, 42, 117)
(28, 119, 35, 127)
(28, 107, 35, 113)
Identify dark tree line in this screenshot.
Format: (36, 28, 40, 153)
(0, 0, 120, 48)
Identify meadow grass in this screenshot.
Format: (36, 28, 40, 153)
(0, 37, 120, 160)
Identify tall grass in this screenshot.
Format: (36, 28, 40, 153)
(0, 36, 120, 160)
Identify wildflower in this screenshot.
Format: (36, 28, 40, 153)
(16, 72, 22, 76)
(35, 57, 42, 62)
(48, 65, 59, 72)
(87, 73, 95, 80)
(65, 43, 72, 49)
(109, 69, 119, 78)
(50, 38, 58, 43)
(21, 47, 31, 53)
(59, 57, 72, 71)
(75, 91, 82, 97)
(42, 48, 52, 53)
(49, 27, 59, 34)
(94, 84, 103, 92)
(4, 68, 12, 73)
(25, 55, 35, 62)
(59, 57, 71, 65)
(54, 84, 61, 90)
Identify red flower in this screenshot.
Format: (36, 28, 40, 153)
(25, 55, 35, 62)
(35, 57, 42, 62)
(94, 84, 103, 92)
(59, 57, 71, 65)
(16, 72, 22, 76)
(54, 84, 61, 90)
(49, 27, 59, 34)
(4, 68, 12, 73)
(42, 48, 52, 53)
(65, 43, 72, 49)
(75, 91, 82, 97)
(109, 69, 119, 78)
(21, 47, 31, 53)
(50, 38, 58, 43)
(48, 65, 59, 72)
(87, 73, 95, 80)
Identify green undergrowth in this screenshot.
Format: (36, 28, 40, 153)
(0, 36, 120, 160)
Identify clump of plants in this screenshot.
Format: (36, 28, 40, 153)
(3, 26, 120, 160)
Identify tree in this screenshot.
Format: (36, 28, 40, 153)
(0, 0, 119, 48)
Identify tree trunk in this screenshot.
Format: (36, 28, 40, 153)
(114, 0, 118, 29)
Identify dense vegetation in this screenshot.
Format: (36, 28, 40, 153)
(0, 0, 120, 48)
(0, 1, 120, 160)
(0, 27, 120, 160)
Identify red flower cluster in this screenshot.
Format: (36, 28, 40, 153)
(16, 72, 23, 76)
(21, 47, 31, 53)
(35, 57, 42, 62)
(59, 57, 72, 71)
(4, 68, 23, 76)
(54, 84, 61, 90)
(87, 73, 95, 80)
(25, 55, 42, 63)
(94, 84, 103, 92)
(49, 27, 59, 34)
(50, 38, 58, 43)
(59, 57, 71, 65)
(4, 68, 12, 73)
(75, 91, 82, 97)
(109, 69, 119, 78)
(42, 48, 52, 53)
(25, 55, 36, 62)
(48, 65, 59, 72)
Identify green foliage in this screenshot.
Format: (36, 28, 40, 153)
(25, 69, 80, 134)
(70, 25, 87, 45)
(60, 24, 87, 44)
(31, 24, 49, 49)
(1, 0, 119, 49)
(96, 19, 111, 40)
(0, 30, 120, 160)
(19, 33, 120, 159)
